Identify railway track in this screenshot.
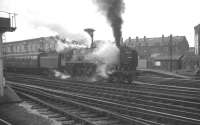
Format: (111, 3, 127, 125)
(137, 75, 200, 88)
(16, 90, 134, 125)
(13, 83, 154, 125)
(0, 119, 12, 125)
(6, 73, 200, 125)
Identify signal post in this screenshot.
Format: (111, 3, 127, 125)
(0, 11, 16, 97)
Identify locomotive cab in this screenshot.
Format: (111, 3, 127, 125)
(108, 44, 138, 83)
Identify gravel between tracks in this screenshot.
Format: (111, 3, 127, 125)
(0, 103, 58, 125)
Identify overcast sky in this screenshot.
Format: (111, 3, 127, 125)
(1, 0, 200, 47)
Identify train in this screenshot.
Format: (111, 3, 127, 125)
(3, 37, 138, 83)
(4, 48, 97, 76)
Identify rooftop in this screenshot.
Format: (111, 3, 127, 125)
(125, 35, 188, 46)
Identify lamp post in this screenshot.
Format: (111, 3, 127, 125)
(169, 34, 173, 72)
(84, 28, 95, 48)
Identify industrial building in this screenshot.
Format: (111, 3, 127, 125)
(2, 36, 57, 54)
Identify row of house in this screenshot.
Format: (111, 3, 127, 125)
(125, 35, 189, 58)
(124, 35, 190, 71)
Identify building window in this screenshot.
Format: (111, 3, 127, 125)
(7, 46, 10, 53)
(154, 61, 161, 66)
(164, 47, 168, 52)
(24, 44, 28, 52)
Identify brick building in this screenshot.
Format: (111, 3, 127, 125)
(148, 55, 183, 71)
(2, 36, 60, 54)
(125, 35, 189, 59)
(125, 35, 189, 71)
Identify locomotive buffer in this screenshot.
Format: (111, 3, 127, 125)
(0, 11, 20, 104)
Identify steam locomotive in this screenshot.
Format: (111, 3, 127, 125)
(4, 40, 138, 83)
(108, 45, 138, 83)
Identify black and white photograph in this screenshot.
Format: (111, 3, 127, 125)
(0, 0, 200, 125)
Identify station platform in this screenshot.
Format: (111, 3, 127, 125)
(138, 68, 192, 79)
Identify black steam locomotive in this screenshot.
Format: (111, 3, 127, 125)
(4, 41, 138, 83)
(108, 45, 138, 83)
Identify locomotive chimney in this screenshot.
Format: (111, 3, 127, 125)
(120, 37, 123, 45)
(116, 38, 121, 48)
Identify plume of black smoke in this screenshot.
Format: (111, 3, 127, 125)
(93, 0, 125, 45)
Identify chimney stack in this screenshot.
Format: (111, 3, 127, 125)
(144, 36, 146, 42)
(162, 34, 164, 42)
(136, 36, 139, 42)
(128, 37, 131, 43)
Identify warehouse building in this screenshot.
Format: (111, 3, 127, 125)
(3, 36, 58, 54)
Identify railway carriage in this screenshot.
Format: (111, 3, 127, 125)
(4, 49, 98, 77)
(4, 52, 41, 74)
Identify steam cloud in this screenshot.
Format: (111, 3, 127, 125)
(93, 0, 125, 45)
(32, 21, 88, 43)
(32, 21, 90, 51)
(85, 41, 119, 79)
(53, 70, 70, 79)
(55, 38, 87, 52)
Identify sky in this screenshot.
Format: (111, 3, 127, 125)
(1, 0, 200, 47)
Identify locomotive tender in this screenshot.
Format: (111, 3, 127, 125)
(3, 37, 138, 83)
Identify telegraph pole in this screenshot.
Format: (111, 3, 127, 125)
(0, 11, 16, 96)
(169, 34, 173, 72)
(0, 33, 3, 96)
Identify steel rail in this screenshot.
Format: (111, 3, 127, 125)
(10, 82, 200, 125)
(15, 86, 153, 125)
(7, 76, 200, 104)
